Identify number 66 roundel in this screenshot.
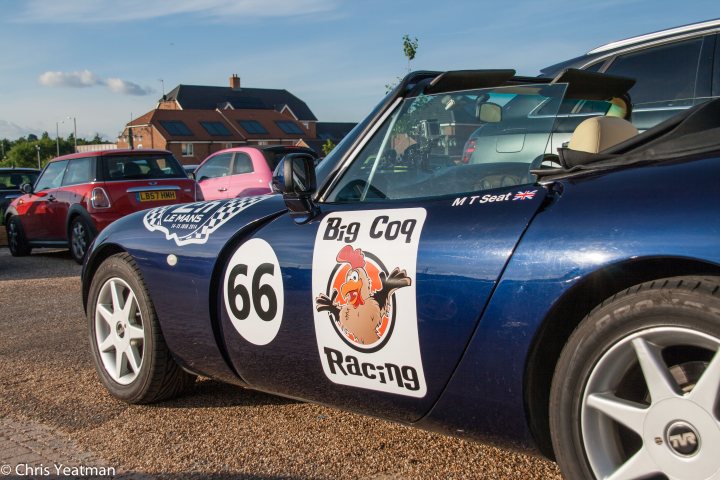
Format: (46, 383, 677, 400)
(223, 238, 284, 345)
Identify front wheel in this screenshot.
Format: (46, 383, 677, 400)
(6, 216, 31, 256)
(551, 276, 720, 480)
(69, 216, 94, 264)
(87, 253, 195, 403)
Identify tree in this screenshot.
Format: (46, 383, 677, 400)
(5, 142, 39, 168)
(321, 139, 336, 156)
(402, 34, 419, 73)
(386, 34, 420, 93)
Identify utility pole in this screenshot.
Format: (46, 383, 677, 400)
(35, 145, 41, 169)
(55, 120, 64, 156)
(67, 116, 77, 152)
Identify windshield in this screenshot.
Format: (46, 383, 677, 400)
(102, 154, 186, 181)
(325, 83, 607, 203)
(0, 171, 38, 190)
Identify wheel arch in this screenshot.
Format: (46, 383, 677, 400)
(523, 256, 720, 459)
(66, 205, 98, 240)
(4, 205, 19, 225)
(82, 243, 127, 313)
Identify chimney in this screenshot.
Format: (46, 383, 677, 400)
(229, 74, 241, 90)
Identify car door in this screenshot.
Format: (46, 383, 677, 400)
(194, 152, 232, 200)
(218, 83, 564, 422)
(52, 157, 95, 239)
(18, 160, 68, 240)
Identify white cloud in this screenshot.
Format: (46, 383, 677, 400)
(105, 78, 154, 96)
(38, 70, 100, 88)
(15, 0, 338, 23)
(38, 70, 154, 96)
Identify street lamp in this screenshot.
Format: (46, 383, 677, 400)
(35, 144, 41, 169)
(67, 116, 77, 152)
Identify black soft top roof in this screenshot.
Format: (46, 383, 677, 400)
(415, 68, 635, 102)
(535, 97, 720, 180)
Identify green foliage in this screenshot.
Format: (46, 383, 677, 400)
(402, 34, 419, 66)
(386, 34, 420, 93)
(0, 135, 78, 168)
(321, 139, 336, 156)
(4, 142, 40, 168)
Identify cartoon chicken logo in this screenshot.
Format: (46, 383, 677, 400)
(316, 245, 411, 350)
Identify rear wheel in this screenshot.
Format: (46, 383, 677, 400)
(6, 216, 31, 256)
(87, 253, 195, 403)
(551, 277, 720, 480)
(69, 216, 93, 264)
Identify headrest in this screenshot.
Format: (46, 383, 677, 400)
(568, 116, 638, 154)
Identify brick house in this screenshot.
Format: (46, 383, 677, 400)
(117, 75, 353, 164)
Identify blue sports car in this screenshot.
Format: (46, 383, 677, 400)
(82, 69, 720, 480)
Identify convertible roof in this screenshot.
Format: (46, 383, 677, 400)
(416, 68, 635, 101)
(535, 97, 720, 180)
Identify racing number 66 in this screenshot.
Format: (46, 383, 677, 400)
(227, 263, 278, 322)
(223, 238, 285, 346)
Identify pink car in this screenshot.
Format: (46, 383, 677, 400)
(194, 146, 318, 200)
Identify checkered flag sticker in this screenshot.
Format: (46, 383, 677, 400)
(143, 195, 269, 246)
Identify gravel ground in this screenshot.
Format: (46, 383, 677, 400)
(0, 248, 562, 479)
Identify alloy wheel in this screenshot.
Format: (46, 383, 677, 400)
(71, 221, 87, 260)
(94, 277, 146, 385)
(582, 326, 720, 480)
(8, 220, 18, 252)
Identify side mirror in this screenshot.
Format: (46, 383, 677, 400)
(273, 153, 319, 222)
(21, 183, 33, 195)
(477, 102, 502, 123)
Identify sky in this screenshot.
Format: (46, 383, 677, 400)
(0, 0, 717, 141)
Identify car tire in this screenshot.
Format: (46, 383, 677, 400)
(87, 252, 196, 404)
(6, 216, 32, 257)
(69, 216, 94, 264)
(550, 276, 720, 480)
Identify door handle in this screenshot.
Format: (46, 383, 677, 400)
(218, 188, 228, 192)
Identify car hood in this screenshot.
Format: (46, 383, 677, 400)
(86, 194, 288, 268)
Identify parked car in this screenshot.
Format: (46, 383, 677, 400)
(194, 145, 318, 200)
(0, 167, 39, 225)
(542, 18, 720, 131)
(5, 149, 201, 263)
(182, 164, 199, 177)
(82, 69, 720, 480)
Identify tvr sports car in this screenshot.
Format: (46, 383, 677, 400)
(82, 69, 720, 480)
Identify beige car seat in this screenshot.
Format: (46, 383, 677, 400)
(568, 116, 638, 153)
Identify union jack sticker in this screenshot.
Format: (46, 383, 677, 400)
(513, 190, 537, 201)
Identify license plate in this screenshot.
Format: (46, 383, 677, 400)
(137, 190, 176, 202)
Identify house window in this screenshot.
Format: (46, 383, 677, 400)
(225, 143, 233, 149)
(238, 120, 268, 134)
(275, 120, 304, 135)
(200, 121, 231, 136)
(181, 143, 194, 157)
(159, 120, 192, 136)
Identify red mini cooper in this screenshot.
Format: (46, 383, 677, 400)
(5, 149, 201, 263)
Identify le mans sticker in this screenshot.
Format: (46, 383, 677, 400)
(312, 208, 427, 398)
(143, 196, 267, 246)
